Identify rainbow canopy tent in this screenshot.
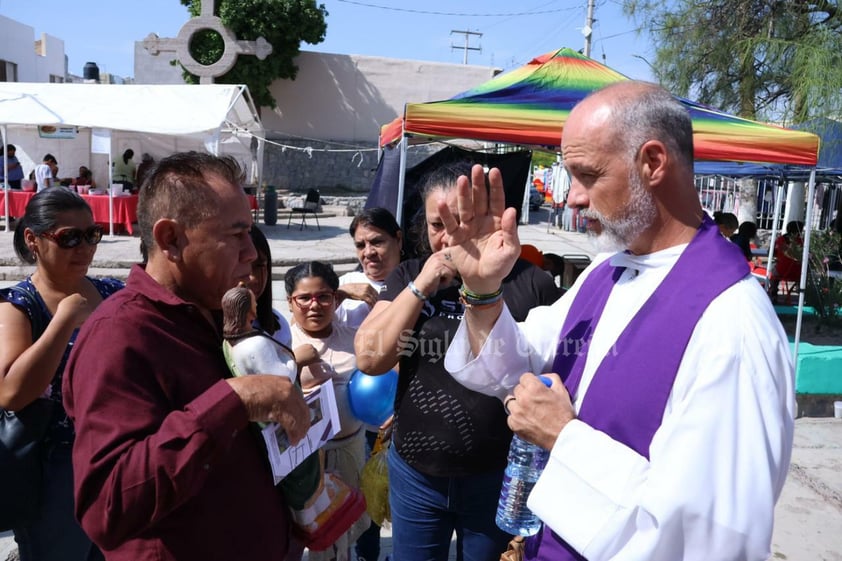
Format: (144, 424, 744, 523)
(380, 47, 819, 166)
(378, 47, 823, 361)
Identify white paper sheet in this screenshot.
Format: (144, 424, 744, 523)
(261, 379, 341, 484)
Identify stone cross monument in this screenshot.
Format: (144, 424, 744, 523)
(143, 0, 273, 84)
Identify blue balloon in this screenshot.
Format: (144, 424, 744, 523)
(347, 369, 398, 426)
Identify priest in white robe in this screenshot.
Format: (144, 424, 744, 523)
(437, 81, 795, 561)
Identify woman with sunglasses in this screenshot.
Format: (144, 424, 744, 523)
(286, 261, 370, 561)
(0, 188, 123, 561)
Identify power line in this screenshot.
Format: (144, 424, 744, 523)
(599, 28, 643, 40)
(507, 5, 582, 69)
(336, 0, 573, 17)
(483, 0, 563, 31)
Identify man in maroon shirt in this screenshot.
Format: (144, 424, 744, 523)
(63, 152, 310, 561)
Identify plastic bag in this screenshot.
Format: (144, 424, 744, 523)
(360, 431, 390, 526)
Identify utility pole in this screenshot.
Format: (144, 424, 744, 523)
(451, 30, 482, 64)
(583, 0, 596, 58)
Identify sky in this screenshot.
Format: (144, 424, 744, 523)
(0, 0, 655, 81)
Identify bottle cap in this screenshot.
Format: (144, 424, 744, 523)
(538, 375, 552, 388)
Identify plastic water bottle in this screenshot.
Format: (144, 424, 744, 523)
(495, 376, 552, 536)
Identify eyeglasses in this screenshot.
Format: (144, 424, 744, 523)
(290, 291, 335, 308)
(39, 225, 104, 249)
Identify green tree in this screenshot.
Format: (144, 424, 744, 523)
(623, 0, 842, 123)
(179, 0, 328, 109)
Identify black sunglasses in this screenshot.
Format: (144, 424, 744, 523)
(40, 225, 104, 249)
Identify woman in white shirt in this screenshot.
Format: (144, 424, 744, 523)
(336, 208, 403, 328)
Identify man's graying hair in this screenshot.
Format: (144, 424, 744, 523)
(137, 152, 245, 257)
(600, 83, 694, 169)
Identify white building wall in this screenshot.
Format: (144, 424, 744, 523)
(36, 34, 68, 81)
(262, 51, 499, 143)
(134, 46, 500, 191)
(135, 47, 498, 144)
(0, 16, 66, 82)
(258, 52, 499, 190)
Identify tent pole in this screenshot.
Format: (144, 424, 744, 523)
(765, 179, 786, 285)
(396, 135, 408, 227)
(107, 140, 114, 237)
(2, 125, 9, 234)
(254, 134, 264, 187)
(548, 163, 560, 233)
(523, 166, 532, 225)
(793, 168, 817, 365)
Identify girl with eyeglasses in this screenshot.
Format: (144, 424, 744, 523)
(286, 261, 370, 560)
(0, 188, 123, 561)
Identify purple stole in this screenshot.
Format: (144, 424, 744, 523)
(525, 217, 749, 561)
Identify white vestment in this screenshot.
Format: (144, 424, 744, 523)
(444, 245, 795, 561)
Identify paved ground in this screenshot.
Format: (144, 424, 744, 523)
(0, 206, 596, 313)
(2, 207, 841, 560)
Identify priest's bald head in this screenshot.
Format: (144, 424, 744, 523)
(562, 81, 704, 255)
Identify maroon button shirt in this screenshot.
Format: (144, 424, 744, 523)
(63, 265, 292, 560)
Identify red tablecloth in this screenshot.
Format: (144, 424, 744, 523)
(0, 190, 36, 217)
(5, 192, 239, 233)
(80, 194, 139, 235)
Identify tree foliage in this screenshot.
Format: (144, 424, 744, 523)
(179, 0, 328, 109)
(624, 0, 842, 122)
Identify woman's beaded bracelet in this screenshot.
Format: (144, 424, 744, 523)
(408, 281, 428, 301)
(459, 284, 503, 306)
(459, 294, 504, 310)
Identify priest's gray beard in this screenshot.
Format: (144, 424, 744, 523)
(582, 168, 657, 253)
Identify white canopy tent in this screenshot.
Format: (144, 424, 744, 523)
(1, 83, 264, 234)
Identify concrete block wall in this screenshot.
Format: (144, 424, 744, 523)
(263, 138, 439, 194)
(263, 138, 378, 193)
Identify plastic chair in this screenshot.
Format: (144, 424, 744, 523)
(287, 188, 321, 230)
